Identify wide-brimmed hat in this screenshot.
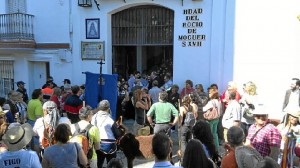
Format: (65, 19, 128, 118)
(0, 111, 6, 117)
(252, 104, 268, 115)
(235, 146, 263, 168)
(0, 106, 9, 115)
(10, 91, 20, 101)
(2, 123, 33, 151)
(137, 126, 150, 136)
(287, 111, 300, 120)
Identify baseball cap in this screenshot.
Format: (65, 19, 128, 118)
(16, 81, 25, 86)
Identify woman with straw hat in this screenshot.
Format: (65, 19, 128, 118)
(277, 110, 300, 166)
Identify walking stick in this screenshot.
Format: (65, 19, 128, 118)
(177, 99, 182, 166)
(287, 131, 296, 168)
(281, 136, 289, 168)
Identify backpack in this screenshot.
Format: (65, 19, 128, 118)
(183, 106, 196, 127)
(69, 123, 93, 159)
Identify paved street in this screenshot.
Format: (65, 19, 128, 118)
(115, 119, 181, 168)
(103, 119, 224, 168)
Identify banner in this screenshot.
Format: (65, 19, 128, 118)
(84, 72, 118, 120)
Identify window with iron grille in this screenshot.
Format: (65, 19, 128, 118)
(0, 60, 14, 98)
(6, 0, 27, 14)
(112, 5, 174, 46)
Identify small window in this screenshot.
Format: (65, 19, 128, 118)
(0, 60, 14, 98)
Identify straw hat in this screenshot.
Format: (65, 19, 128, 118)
(235, 146, 263, 168)
(287, 111, 300, 121)
(2, 123, 33, 151)
(0, 106, 9, 114)
(10, 91, 20, 102)
(137, 126, 150, 136)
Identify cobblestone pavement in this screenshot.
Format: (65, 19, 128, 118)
(104, 119, 224, 168)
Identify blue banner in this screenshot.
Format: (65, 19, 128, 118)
(84, 72, 118, 120)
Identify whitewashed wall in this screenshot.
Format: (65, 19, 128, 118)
(234, 0, 300, 119)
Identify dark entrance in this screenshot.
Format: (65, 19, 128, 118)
(112, 5, 174, 79)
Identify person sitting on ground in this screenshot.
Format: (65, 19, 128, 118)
(0, 123, 42, 167)
(221, 126, 244, 168)
(42, 123, 87, 168)
(152, 132, 181, 168)
(182, 139, 216, 168)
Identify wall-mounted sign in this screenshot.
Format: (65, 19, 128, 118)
(178, 8, 206, 47)
(81, 41, 105, 60)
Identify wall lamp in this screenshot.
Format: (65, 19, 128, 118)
(78, 0, 92, 7)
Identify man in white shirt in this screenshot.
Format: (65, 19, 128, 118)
(222, 91, 241, 142)
(91, 100, 117, 168)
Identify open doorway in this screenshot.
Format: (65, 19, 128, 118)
(112, 45, 173, 79)
(112, 5, 174, 79)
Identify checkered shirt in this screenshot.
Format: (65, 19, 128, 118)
(246, 122, 281, 157)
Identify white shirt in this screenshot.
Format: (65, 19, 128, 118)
(91, 111, 115, 140)
(222, 100, 241, 129)
(284, 90, 300, 112)
(33, 115, 71, 145)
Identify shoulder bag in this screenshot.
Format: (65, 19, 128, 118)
(203, 100, 220, 121)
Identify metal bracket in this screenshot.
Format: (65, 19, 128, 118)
(94, 0, 100, 10)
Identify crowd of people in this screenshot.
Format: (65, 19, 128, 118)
(0, 73, 300, 168)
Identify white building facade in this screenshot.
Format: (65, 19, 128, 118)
(0, 0, 300, 119)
